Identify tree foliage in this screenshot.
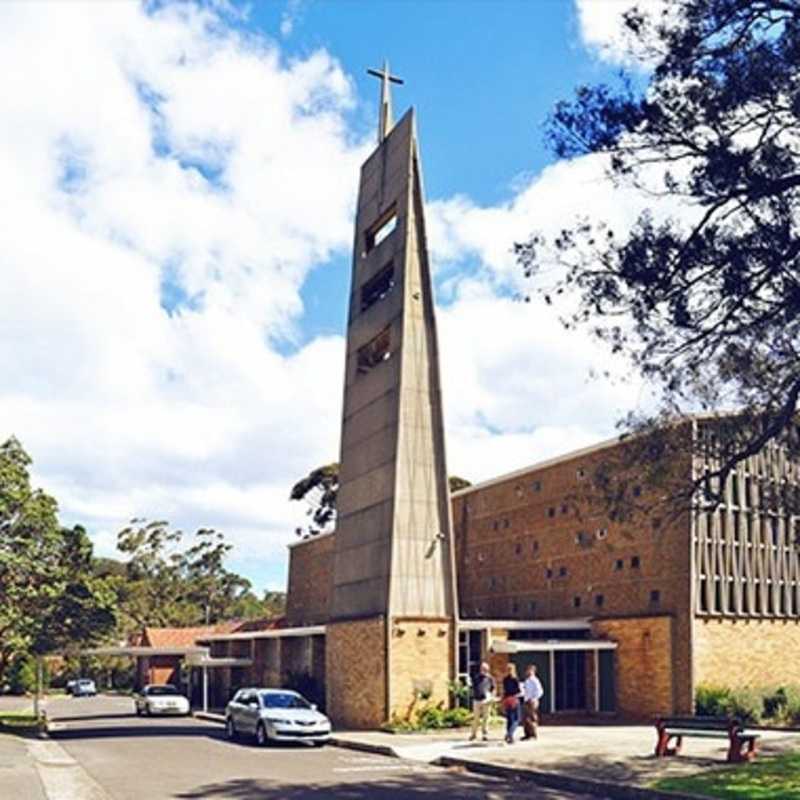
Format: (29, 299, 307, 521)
(0, 438, 116, 685)
(517, 0, 800, 475)
(114, 519, 275, 628)
(290, 463, 471, 537)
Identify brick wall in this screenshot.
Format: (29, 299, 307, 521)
(388, 618, 453, 721)
(694, 617, 800, 689)
(145, 656, 180, 686)
(286, 533, 335, 626)
(451, 440, 693, 628)
(325, 617, 387, 729)
(593, 615, 674, 719)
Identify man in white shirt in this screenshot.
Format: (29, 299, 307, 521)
(522, 664, 544, 740)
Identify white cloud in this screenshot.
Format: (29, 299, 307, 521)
(575, 0, 671, 66)
(0, 1, 366, 587)
(1, 0, 668, 595)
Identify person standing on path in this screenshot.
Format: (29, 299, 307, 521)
(521, 664, 544, 740)
(469, 661, 496, 741)
(501, 663, 523, 744)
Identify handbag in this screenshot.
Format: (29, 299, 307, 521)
(501, 695, 519, 712)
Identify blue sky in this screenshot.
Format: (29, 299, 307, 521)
(250, 0, 627, 347)
(0, 0, 653, 594)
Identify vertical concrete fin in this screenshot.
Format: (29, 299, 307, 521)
(331, 107, 455, 622)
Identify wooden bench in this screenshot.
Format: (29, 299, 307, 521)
(654, 716, 760, 763)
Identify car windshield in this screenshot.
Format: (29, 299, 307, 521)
(78, 680, 93, 686)
(260, 692, 310, 709)
(147, 686, 180, 696)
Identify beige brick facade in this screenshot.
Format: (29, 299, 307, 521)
(286, 533, 334, 627)
(593, 615, 674, 718)
(325, 617, 387, 729)
(694, 617, 800, 688)
(388, 618, 454, 721)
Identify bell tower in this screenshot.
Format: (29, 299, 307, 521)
(325, 63, 457, 728)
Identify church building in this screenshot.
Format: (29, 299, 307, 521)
(118, 68, 800, 729)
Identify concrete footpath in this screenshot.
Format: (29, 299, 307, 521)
(0, 733, 111, 800)
(328, 724, 800, 800)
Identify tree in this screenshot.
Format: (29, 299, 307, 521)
(290, 464, 472, 536)
(0, 438, 117, 686)
(517, 0, 800, 481)
(115, 519, 271, 629)
(290, 463, 339, 534)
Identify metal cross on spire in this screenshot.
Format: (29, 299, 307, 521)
(367, 60, 404, 144)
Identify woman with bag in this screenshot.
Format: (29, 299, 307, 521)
(501, 663, 523, 744)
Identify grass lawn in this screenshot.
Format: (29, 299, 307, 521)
(0, 711, 42, 732)
(653, 753, 800, 799)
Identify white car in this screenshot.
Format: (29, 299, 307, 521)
(134, 684, 190, 716)
(225, 688, 331, 746)
(72, 679, 97, 697)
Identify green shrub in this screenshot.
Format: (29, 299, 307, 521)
(695, 684, 732, 717)
(442, 706, 472, 727)
(7, 654, 37, 695)
(724, 688, 763, 724)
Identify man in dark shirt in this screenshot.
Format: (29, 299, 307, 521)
(469, 662, 496, 741)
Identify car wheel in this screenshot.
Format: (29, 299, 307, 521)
(255, 722, 268, 747)
(226, 717, 237, 741)
(135, 706, 141, 716)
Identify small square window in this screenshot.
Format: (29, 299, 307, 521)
(650, 590, 661, 604)
(547, 507, 555, 518)
(477, 553, 485, 563)
(633, 485, 642, 498)
(514, 542, 522, 555)
(503, 519, 510, 529)
(515, 485, 523, 498)
(546, 568, 553, 579)
(532, 480, 542, 492)
(596, 527, 608, 540)
(492, 520, 499, 531)
(532, 540, 539, 554)
(529, 600, 537, 613)
(559, 566, 568, 577)
(631, 556, 641, 569)
(614, 559, 624, 571)
(595, 594, 604, 608)
(561, 504, 569, 515)
(489, 577, 496, 590)
(365, 206, 397, 252)
(360, 263, 395, 311)
(576, 467, 586, 480)
(356, 326, 392, 374)
(573, 596, 581, 608)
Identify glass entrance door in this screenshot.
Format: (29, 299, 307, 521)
(554, 650, 587, 712)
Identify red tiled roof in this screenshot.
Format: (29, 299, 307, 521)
(138, 617, 283, 648)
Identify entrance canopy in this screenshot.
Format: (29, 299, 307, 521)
(490, 639, 617, 653)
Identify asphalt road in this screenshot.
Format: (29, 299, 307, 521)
(44, 695, 592, 800)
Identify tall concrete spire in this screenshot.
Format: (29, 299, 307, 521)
(367, 60, 403, 143)
(325, 91, 457, 729)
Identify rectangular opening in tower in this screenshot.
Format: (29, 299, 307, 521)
(365, 206, 397, 252)
(361, 263, 395, 312)
(356, 326, 392, 374)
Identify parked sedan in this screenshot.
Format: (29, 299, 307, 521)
(134, 684, 190, 716)
(225, 688, 331, 746)
(72, 679, 97, 697)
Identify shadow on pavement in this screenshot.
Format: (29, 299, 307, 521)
(49, 713, 140, 723)
(49, 724, 227, 742)
(175, 773, 530, 800)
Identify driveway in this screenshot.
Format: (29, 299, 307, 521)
(37, 694, 591, 799)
